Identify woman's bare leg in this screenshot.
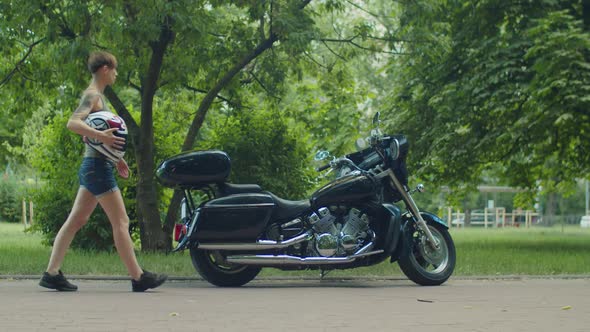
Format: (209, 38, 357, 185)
(98, 189, 143, 280)
(46, 187, 98, 275)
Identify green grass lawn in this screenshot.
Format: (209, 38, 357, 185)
(1, 222, 589, 277)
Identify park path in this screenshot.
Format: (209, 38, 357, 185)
(0, 277, 588, 332)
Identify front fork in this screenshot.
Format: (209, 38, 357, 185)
(387, 169, 440, 250)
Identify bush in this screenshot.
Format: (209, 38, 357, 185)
(198, 109, 316, 200)
(0, 175, 25, 223)
(32, 183, 115, 250)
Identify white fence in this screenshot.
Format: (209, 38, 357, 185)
(444, 207, 540, 228)
(22, 199, 34, 228)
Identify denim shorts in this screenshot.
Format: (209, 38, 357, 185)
(78, 157, 119, 197)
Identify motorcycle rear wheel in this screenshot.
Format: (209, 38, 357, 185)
(398, 220, 456, 286)
(190, 248, 261, 287)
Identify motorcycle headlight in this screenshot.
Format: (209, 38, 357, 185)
(390, 138, 400, 160)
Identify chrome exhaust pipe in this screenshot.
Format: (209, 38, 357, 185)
(198, 231, 312, 251)
(225, 243, 383, 266)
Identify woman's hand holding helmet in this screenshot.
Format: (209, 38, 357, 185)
(97, 127, 126, 149)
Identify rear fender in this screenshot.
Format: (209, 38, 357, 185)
(172, 208, 201, 252)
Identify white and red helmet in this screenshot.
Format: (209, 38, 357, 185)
(84, 111, 128, 163)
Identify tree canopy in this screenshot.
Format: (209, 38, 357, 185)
(387, 0, 590, 206)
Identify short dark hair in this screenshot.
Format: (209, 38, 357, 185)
(87, 51, 117, 73)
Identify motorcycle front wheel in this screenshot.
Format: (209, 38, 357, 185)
(190, 248, 261, 287)
(398, 220, 456, 286)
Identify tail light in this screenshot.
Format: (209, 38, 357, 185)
(174, 223, 188, 242)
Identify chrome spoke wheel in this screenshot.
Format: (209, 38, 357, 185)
(412, 226, 449, 274)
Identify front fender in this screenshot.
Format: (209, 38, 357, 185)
(420, 211, 449, 229)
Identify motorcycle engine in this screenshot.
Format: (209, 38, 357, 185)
(307, 207, 370, 257)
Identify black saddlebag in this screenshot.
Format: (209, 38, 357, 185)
(194, 193, 275, 242)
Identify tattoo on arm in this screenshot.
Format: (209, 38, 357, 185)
(72, 92, 98, 119)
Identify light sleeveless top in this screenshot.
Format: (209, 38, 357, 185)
(83, 94, 111, 159)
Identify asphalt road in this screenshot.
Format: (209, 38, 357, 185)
(0, 277, 588, 332)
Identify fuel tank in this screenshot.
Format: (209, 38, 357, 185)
(156, 150, 230, 188)
(194, 193, 275, 242)
(311, 174, 377, 208)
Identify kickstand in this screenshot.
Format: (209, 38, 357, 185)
(320, 269, 332, 279)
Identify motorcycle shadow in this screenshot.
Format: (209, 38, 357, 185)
(248, 278, 419, 289)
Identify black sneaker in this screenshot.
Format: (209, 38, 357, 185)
(131, 270, 167, 292)
(39, 270, 78, 291)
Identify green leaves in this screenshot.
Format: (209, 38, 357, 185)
(197, 107, 315, 200)
(389, 0, 590, 201)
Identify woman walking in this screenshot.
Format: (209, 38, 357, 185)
(39, 51, 167, 292)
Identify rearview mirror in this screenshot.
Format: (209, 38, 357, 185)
(372, 112, 381, 125)
(314, 150, 330, 161)
(355, 138, 367, 150)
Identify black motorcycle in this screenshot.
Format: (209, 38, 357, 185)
(156, 112, 456, 287)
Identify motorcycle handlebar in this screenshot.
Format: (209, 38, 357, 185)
(317, 157, 360, 173)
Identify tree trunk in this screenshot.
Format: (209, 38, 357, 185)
(464, 209, 471, 227)
(583, 0, 590, 31)
(103, 87, 139, 137)
(164, 190, 183, 239)
(136, 17, 175, 251)
(545, 192, 557, 226)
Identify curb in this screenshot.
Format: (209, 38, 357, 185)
(1, 274, 589, 281)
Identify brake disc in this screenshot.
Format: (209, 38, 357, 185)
(417, 231, 446, 266)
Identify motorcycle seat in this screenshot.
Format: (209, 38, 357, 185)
(218, 182, 263, 196)
(266, 192, 311, 221)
